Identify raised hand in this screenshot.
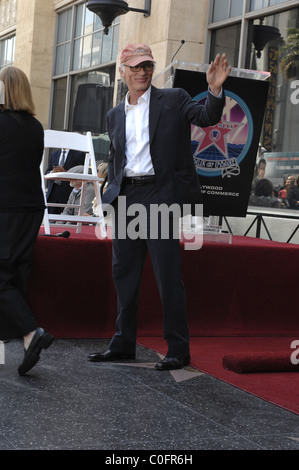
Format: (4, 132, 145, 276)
(206, 53, 231, 96)
(52, 165, 66, 173)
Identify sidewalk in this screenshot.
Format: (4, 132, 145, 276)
(1, 338, 299, 451)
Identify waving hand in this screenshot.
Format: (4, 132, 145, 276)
(206, 53, 231, 96)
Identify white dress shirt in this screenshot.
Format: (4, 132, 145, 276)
(59, 149, 69, 166)
(124, 86, 154, 177)
(123, 85, 222, 177)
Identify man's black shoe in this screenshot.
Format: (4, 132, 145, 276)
(154, 355, 190, 371)
(18, 328, 54, 376)
(88, 349, 135, 362)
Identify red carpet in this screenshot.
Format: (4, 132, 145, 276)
(137, 335, 299, 415)
(29, 225, 299, 415)
(222, 351, 299, 373)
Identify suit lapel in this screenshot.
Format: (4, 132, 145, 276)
(116, 103, 126, 150)
(115, 103, 126, 184)
(149, 86, 163, 143)
(115, 87, 163, 146)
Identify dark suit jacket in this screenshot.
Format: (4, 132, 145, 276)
(102, 85, 225, 209)
(0, 111, 45, 212)
(45, 149, 85, 202)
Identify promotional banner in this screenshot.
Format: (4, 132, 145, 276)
(173, 69, 270, 217)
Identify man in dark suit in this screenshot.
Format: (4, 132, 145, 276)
(88, 43, 231, 370)
(45, 148, 85, 213)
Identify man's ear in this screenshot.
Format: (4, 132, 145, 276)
(119, 66, 126, 83)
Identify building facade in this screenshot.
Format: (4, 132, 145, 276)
(1, 0, 299, 240)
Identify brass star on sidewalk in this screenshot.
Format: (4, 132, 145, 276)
(112, 354, 204, 382)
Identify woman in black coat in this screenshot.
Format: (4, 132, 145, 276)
(0, 66, 53, 375)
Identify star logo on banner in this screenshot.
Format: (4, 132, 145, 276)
(194, 120, 242, 158)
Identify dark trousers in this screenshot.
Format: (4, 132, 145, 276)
(109, 182, 190, 358)
(0, 211, 44, 340)
(47, 182, 71, 214)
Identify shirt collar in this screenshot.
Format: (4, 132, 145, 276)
(125, 86, 151, 112)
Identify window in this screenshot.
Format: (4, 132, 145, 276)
(250, 0, 268, 10)
(208, 1, 299, 211)
(250, 0, 294, 10)
(230, 0, 243, 17)
(212, 0, 243, 21)
(210, 24, 241, 67)
(51, 78, 67, 131)
(269, 0, 292, 6)
(51, 2, 118, 157)
(212, 0, 229, 21)
(0, 35, 15, 70)
(247, 9, 299, 196)
(55, 9, 72, 75)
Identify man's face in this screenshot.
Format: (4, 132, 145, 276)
(70, 179, 82, 189)
(120, 61, 154, 94)
(258, 163, 266, 178)
(288, 176, 295, 187)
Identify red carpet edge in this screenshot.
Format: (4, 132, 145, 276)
(137, 335, 299, 415)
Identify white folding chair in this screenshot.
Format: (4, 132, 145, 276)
(40, 130, 106, 236)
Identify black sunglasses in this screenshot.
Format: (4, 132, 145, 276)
(123, 63, 155, 73)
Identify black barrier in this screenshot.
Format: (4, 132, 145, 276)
(173, 68, 270, 217)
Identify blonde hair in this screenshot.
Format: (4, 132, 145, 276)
(0, 66, 36, 115)
(97, 162, 108, 178)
